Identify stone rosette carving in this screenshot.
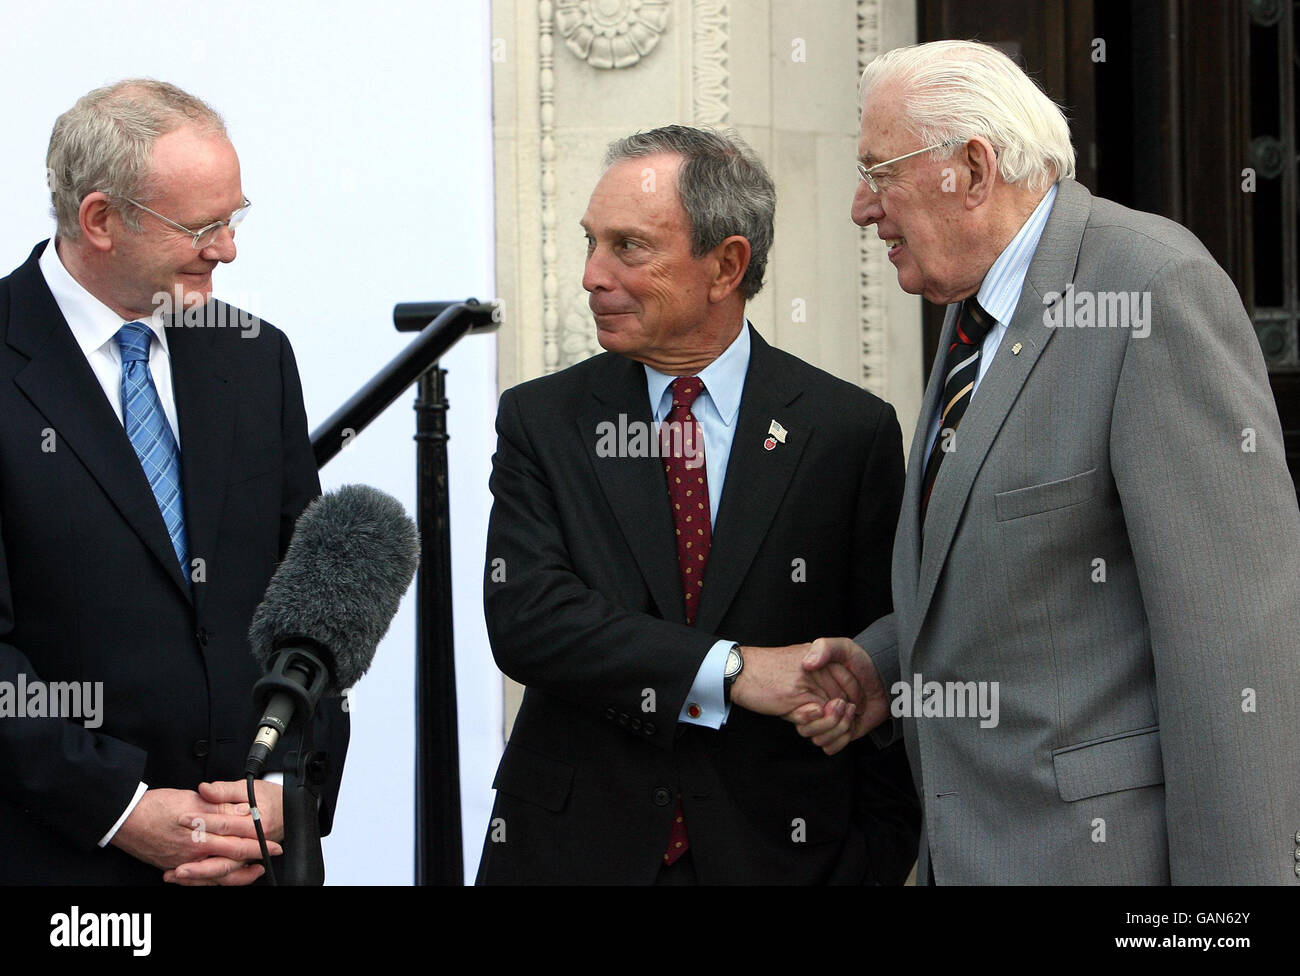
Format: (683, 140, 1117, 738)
(555, 0, 670, 69)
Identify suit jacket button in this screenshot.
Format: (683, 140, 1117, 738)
(1295, 863, 1300, 878)
(643, 722, 656, 735)
(618, 713, 630, 727)
(652, 787, 672, 806)
(196, 628, 209, 646)
(192, 739, 209, 758)
(1295, 831, 1300, 845)
(630, 717, 642, 731)
(605, 707, 617, 721)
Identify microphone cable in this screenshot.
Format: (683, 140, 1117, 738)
(248, 773, 278, 886)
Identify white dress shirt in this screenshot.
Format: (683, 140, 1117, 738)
(38, 239, 181, 444)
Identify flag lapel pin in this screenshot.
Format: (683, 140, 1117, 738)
(765, 420, 788, 451)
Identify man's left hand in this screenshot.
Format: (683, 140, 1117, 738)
(163, 780, 283, 886)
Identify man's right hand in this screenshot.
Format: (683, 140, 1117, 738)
(109, 787, 282, 873)
(728, 642, 855, 717)
(788, 637, 891, 753)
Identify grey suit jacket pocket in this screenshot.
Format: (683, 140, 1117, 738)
(1052, 725, 1164, 801)
(995, 467, 1098, 521)
(493, 743, 575, 811)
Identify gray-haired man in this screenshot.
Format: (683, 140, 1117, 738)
(0, 79, 348, 884)
(478, 125, 918, 884)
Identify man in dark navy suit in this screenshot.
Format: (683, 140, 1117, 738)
(478, 126, 917, 884)
(0, 80, 347, 884)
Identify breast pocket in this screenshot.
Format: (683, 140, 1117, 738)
(995, 467, 1098, 522)
(226, 441, 280, 487)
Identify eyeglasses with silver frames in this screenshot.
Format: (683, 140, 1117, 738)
(856, 141, 958, 194)
(120, 196, 251, 249)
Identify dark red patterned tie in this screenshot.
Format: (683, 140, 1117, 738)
(661, 376, 711, 866)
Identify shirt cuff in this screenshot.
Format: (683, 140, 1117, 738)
(99, 781, 149, 847)
(678, 639, 735, 729)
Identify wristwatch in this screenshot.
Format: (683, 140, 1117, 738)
(723, 644, 744, 702)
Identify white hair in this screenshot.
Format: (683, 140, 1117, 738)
(859, 40, 1075, 193)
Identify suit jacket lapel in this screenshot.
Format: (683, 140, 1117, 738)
(168, 320, 235, 613)
(8, 244, 192, 601)
(895, 307, 952, 616)
(695, 328, 808, 634)
(579, 354, 686, 622)
(908, 180, 1092, 645)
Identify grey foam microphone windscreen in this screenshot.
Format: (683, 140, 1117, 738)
(248, 484, 419, 694)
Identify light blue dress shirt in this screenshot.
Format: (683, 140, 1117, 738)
(644, 323, 750, 728)
(924, 183, 1058, 458)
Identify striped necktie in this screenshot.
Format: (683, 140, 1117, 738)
(116, 322, 189, 575)
(920, 298, 996, 523)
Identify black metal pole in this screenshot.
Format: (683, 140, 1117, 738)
(311, 300, 498, 469)
(310, 299, 498, 886)
(413, 364, 463, 885)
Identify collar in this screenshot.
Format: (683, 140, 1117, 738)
(38, 237, 171, 360)
(644, 320, 750, 425)
(975, 182, 1059, 324)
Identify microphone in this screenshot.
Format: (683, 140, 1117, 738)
(245, 484, 419, 775)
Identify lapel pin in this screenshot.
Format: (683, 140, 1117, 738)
(1011, 342, 1023, 355)
(765, 420, 788, 452)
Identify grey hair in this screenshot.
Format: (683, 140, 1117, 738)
(859, 40, 1075, 193)
(46, 79, 226, 240)
(603, 125, 775, 299)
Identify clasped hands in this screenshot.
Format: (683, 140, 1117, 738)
(110, 779, 283, 886)
(729, 637, 887, 756)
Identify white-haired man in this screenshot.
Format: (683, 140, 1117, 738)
(803, 39, 1300, 884)
(0, 80, 348, 884)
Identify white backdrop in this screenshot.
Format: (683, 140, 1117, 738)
(0, 0, 501, 884)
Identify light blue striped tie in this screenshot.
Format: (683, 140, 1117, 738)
(116, 322, 189, 575)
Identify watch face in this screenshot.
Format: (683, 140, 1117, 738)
(725, 647, 742, 679)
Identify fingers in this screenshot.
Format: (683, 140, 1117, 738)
(803, 636, 856, 671)
(181, 827, 281, 863)
(181, 811, 261, 841)
(808, 660, 862, 706)
(812, 702, 855, 755)
(197, 780, 256, 809)
(793, 699, 848, 738)
(788, 697, 859, 756)
(208, 836, 281, 861)
(165, 857, 267, 886)
(783, 701, 825, 725)
(826, 662, 861, 701)
(792, 699, 855, 750)
(813, 702, 856, 756)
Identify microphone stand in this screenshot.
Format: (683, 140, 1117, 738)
(248, 645, 331, 886)
(281, 719, 329, 886)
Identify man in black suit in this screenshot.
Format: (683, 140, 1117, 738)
(477, 125, 918, 884)
(0, 80, 347, 884)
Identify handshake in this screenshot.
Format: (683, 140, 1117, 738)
(729, 637, 889, 756)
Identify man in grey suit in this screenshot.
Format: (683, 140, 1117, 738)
(800, 39, 1300, 884)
